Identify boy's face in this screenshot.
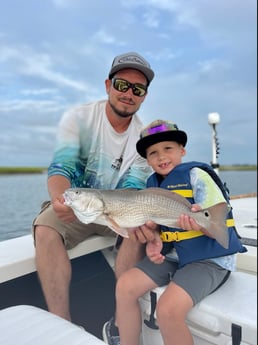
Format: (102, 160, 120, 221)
(146, 141, 186, 178)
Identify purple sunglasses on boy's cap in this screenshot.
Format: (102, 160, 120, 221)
(136, 119, 187, 158)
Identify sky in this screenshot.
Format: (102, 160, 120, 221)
(0, 0, 257, 167)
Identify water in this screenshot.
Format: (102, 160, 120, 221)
(0, 173, 49, 241)
(0, 170, 256, 241)
(219, 170, 257, 196)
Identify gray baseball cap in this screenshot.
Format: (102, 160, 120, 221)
(108, 52, 155, 85)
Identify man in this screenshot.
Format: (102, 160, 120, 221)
(32, 52, 156, 322)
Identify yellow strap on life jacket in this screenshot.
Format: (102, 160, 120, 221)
(160, 219, 235, 243)
(161, 189, 235, 242)
(227, 218, 235, 227)
(172, 189, 193, 198)
(160, 230, 204, 242)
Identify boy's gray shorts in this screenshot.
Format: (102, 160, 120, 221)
(135, 256, 230, 305)
(32, 201, 116, 250)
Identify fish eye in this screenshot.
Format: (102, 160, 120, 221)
(204, 211, 209, 217)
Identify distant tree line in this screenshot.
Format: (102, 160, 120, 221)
(0, 164, 256, 174)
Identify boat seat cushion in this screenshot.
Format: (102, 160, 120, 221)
(140, 271, 257, 345)
(0, 305, 106, 345)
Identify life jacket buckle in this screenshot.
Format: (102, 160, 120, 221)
(160, 231, 180, 242)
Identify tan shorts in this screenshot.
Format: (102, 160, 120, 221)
(32, 201, 116, 250)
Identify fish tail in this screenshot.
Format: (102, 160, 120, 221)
(204, 203, 229, 249)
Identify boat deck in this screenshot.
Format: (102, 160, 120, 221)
(0, 195, 256, 342)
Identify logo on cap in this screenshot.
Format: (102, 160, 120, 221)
(117, 55, 148, 66)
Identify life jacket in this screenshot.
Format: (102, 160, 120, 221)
(147, 161, 247, 267)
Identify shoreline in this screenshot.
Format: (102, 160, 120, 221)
(230, 192, 257, 199)
(0, 165, 256, 174)
(0, 167, 47, 174)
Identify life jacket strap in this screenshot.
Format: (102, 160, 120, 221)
(160, 218, 234, 243)
(160, 230, 204, 242)
(227, 218, 234, 227)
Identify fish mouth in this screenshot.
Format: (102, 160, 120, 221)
(63, 191, 74, 205)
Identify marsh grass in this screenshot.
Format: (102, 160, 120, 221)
(0, 167, 47, 174)
(0, 165, 256, 174)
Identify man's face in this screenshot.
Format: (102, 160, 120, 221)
(106, 69, 148, 118)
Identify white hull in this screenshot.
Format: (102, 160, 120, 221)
(0, 196, 257, 344)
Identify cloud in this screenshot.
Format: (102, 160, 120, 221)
(0, 0, 256, 166)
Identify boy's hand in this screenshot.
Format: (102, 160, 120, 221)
(146, 235, 165, 264)
(177, 204, 203, 231)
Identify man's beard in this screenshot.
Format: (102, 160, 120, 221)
(109, 99, 139, 118)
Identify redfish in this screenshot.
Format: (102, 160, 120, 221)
(63, 187, 229, 248)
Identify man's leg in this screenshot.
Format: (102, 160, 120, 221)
(115, 238, 145, 279)
(35, 225, 72, 321)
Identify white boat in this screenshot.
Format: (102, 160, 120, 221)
(0, 194, 257, 345)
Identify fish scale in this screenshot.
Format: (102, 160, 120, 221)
(63, 187, 229, 248)
(102, 191, 190, 227)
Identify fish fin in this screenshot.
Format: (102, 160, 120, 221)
(202, 202, 229, 249)
(140, 187, 192, 208)
(74, 210, 102, 224)
(104, 216, 129, 238)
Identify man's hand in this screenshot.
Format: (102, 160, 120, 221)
(128, 220, 159, 243)
(48, 175, 76, 223)
(52, 196, 77, 223)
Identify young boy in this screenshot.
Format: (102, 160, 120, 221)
(115, 119, 246, 345)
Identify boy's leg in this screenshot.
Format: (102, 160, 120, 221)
(103, 238, 145, 344)
(116, 267, 158, 345)
(157, 261, 230, 345)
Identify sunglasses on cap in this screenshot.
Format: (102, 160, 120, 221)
(112, 78, 147, 97)
(140, 122, 179, 138)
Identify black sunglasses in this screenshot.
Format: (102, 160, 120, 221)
(112, 78, 147, 97)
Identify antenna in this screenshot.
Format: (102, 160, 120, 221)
(208, 112, 220, 175)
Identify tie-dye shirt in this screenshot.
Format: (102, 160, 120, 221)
(48, 100, 152, 190)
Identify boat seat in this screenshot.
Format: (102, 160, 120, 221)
(0, 234, 116, 283)
(0, 305, 106, 345)
(140, 271, 257, 345)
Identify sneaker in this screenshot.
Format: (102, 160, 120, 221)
(102, 317, 121, 345)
